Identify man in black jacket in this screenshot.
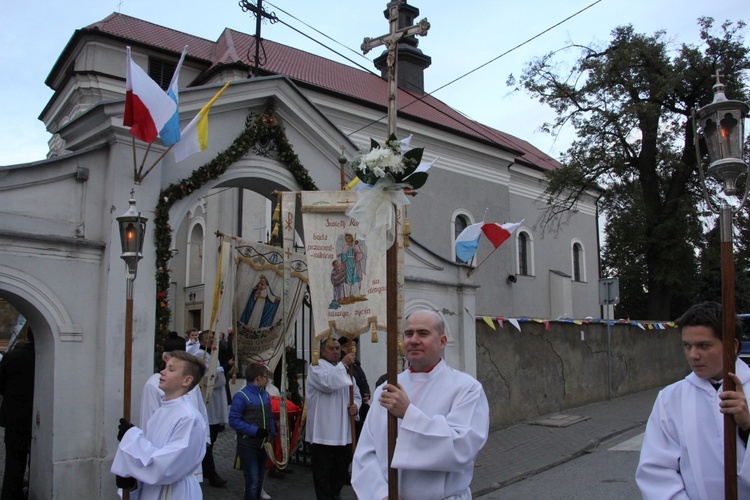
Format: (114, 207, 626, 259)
(0, 328, 35, 500)
(338, 337, 370, 439)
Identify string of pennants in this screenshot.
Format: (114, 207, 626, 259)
(476, 315, 677, 333)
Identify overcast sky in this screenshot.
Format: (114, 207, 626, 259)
(0, 0, 745, 166)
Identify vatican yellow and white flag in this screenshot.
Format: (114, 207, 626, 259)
(301, 191, 387, 346)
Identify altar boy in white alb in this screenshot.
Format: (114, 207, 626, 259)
(637, 301, 750, 499)
(352, 309, 489, 500)
(111, 351, 208, 499)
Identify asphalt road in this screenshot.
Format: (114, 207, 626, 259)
(476, 425, 645, 499)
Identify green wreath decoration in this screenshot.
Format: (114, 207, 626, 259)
(153, 98, 318, 365)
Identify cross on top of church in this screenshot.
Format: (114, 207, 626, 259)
(362, 0, 430, 135)
(239, 0, 279, 77)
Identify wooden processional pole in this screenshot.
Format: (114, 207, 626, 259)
(362, 3, 429, 498)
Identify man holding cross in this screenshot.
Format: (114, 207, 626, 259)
(352, 309, 489, 499)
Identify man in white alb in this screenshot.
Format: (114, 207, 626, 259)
(352, 309, 489, 500)
(636, 301, 750, 498)
(306, 337, 361, 499)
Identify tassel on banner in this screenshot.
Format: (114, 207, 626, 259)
(312, 344, 319, 366)
(371, 322, 379, 343)
(404, 216, 411, 247)
(270, 194, 281, 242)
(397, 338, 404, 356)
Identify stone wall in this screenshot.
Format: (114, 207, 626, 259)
(476, 320, 687, 429)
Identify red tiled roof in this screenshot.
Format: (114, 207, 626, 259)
(83, 13, 561, 171)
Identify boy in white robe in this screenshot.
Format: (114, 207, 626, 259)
(139, 351, 211, 483)
(352, 309, 490, 500)
(636, 301, 750, 499)
(111, 350, 208, 499)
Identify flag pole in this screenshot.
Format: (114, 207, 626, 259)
(131, 135, 138, 182)
(466, 245, 501, 277)
(136, 142, 153, 180)
(139, 144, 174, 182)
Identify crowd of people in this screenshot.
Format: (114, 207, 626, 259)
(106, 308, 491, 499)
(15, 301, 750, 498)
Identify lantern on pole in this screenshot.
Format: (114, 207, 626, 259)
(115, 189, 147, 500)
(117, 190, 147, 282)
(692, 72, 749, 500)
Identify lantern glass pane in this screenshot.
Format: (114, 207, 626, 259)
(703, 118, 722, 164)
(720, 112, 741, 159)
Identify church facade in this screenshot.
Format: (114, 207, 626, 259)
(0, 8, 600, 497)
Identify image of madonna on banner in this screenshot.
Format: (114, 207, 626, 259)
(233, 240, 308, 368)
(301, 191, 387, 352)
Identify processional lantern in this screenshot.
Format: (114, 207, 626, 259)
(693, 73, 749, 198)
(116, 190, 148, 279)
(692, 72, 749, 500)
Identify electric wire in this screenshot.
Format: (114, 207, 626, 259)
(255, 0, 603, 154)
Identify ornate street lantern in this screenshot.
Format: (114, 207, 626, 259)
(694, 72, 750, 197)
(116, 190, 147, 279)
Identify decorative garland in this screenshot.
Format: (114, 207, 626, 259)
(153, 98, 318, 364)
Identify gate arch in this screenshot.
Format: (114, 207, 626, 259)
(0, 265, 82, 497)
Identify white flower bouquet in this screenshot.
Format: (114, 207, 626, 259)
(350, 134, 429, 189)
(346, 134, 435, 252)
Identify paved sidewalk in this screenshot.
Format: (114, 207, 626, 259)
(202, 387, 659, 499)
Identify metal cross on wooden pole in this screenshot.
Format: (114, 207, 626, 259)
(361, 2, 429, 498)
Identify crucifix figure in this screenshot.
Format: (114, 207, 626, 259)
(361, 2, 429, 498)
(362, 0, 430, 134)
(239, 0, 278, 77)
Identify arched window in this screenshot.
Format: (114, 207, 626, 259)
(451, 210, 474, 265)
(572, 240, 585, 282)
(187, 222, 204, 287)
(516, 229, 534, 276)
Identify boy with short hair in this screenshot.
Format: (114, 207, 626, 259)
(111, 350, 208, 498)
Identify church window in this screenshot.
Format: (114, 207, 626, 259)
(148, 57, 177, 91)
(517, 230, 534, 276)
(572, 241, 585, 282)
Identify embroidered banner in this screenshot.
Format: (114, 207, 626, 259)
(233, 238, 308, 366)
(300, 191, 387, 344)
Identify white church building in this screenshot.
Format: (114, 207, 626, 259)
(0, 5, 600, 497)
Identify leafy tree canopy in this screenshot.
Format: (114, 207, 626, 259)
(514, 17, 749, 319)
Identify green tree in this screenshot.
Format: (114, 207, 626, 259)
(516, 18, 749, 319)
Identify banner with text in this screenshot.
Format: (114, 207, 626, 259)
(301, 191, 386, 343)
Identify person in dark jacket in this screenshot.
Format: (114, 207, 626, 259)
(163, 330, 186, 353)
(229, 363, 276, 500)
(338, 336, 370, 439)
(0, 328, 35, 500)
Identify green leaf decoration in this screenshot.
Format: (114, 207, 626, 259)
(405, 171, 429, 190)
